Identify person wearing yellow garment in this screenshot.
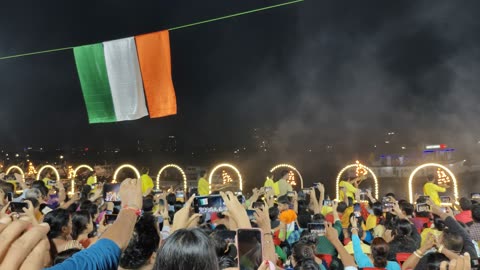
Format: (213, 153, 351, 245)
(140, 167, 154, 196)
(263, 172, 274, 189)
(423, 174, 448, 206)
(86, 171, 98, 193)
(339, 175, 366, 202)
(197, 170, 210, 196)
(42, 171, 54, 190)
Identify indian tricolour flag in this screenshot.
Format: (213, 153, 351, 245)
(73, 31, 177, 124)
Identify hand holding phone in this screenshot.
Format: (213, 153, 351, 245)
(308, 223, 326, 236)
(10, 202, 28, 213)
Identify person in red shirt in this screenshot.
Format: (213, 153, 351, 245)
(455, 197, 473, 225)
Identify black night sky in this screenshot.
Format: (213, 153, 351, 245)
(1, 0, 480, 163)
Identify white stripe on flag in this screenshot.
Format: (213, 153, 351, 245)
(103, 37, 148, 121)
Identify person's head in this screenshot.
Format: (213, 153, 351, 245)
(424, 252, 449, 270)
(291, 242, 318, 269)
(277, 195, 290, 212)
(336, 202, 348, 214)
(371, 237, 389, 268)
(166, 193, 177, 206)
(269, 206, 279, 221)
(200, 170, 207, 179)
(385, 193, 396, 200)
(372, 202, 383, 217)
(427, 174, 435, 182)
(280, 170, 289, 179)
(459, 197, 472, 211)
(79, 200, 99, 220)
(141, 167, 149, 175)
(143, 196, 155, 212)
(154, 228, 219, 270)
(25, 188, 43, 201)
(71, 210, 93, 240)
(44, 208, 72, 239)
(297, 214, 312, 229)
(433, 214, 446, 231)
(0, 181, 14, 195)
(441, 229, 464, 253)
(31, 181, 49, 199)
(399, 201, 414, 217)
(393, 219, 413, 239)
(472, 204, 480, 223)
(120, 213, 160, 269)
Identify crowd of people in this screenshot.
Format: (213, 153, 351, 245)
(0, 167, 476, 270)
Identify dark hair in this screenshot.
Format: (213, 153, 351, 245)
(394, 219, 413, 239)
(280, 170, 289, 178)
(44, 208, 71, 239)
(277, 195, 290, 205)
(311, 214, 325, 224)
(79, 200, 98, 220)
(372, 202, 383, 217)
(200, 170, 206, 177)
(442, 229, 464, 253)
(371, 237, 389, 268)
(0, 181, 14, 194)
(218, 255, 236, 269)
(298, 214, 312, 229)
(473, 204, 480, 223)
(154, 228, 219, 270)
(141, 167, 149, 174)
(348, 214, 364, 239)
(25, 198, 39, 208)
(53, 248, 81, 265)
(427, 174, 435, 182)
(336, 202, 348, 213)
(425, 252, 449, 270)
(71, 210, 91, 240)
(385, 193, 396, 199)
(269, 206, 279, 222)
(433, 215, 446, 231)
(459, 197, 472, 211)
(292, 242, 319, 270)
(31, 181, 48, 198)
(167, 193, 177, 205)
(143, 196, 155, 212)
(400, 202, 414, 216)
(120, 213, 160, 269)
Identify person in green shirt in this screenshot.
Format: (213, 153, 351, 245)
(43, 171, 54, 189)
(140, 167, 154, 196)
(263, 172, 275, 188)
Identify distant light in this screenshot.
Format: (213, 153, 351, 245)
(374, 145, 377, 148)
(15, 154, 19, 157)
(426, 144, 447, 150)
(401, 146, 406, 150)
(59, 155, 64, 159)
(385, 141, 390, 144)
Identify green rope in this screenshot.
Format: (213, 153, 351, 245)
(0, 0, 303, 61)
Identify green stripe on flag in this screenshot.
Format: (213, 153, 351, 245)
(73, 44, 116, 123)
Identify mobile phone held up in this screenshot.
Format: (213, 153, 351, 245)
(416, 203, 431, 213)
(193, 195, 227, 214)
(237, 228, 263, 270)
(103, 184, 121, 202)
(307, 223, 325, 236)
(10, 202, 28, 213)
(105, 214, 118, 225)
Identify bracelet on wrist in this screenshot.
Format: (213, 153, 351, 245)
(122, 206, 141, 216)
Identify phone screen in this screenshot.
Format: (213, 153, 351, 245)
(308, 223, 326, 236)
(440, 196, 451, 205)
(193, 195, 227, 214)
(105, 214, 118, 225)
(323, 200, 333, 207)
(103, 184, 121, 202)
(354, 203, 362, 217)
(302, 189, 311, 194)
(47, 180, 57, 186)
(10, 202, 28, 213)
(246, 209, 256, 221)
(472, 193, 480, 200)
(382, 197, 393, 212)
(237, 229, 263, 270)
(419, 195, 430, 202)
(287, 191, 295, 197)
(7, 192, 13, 202)
(264, 187, 272, 193)
(416, 203, 431, 213)
(176, 191, 185, 202)
(215, 230, 237, 244)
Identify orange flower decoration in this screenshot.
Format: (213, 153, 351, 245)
(279, 209, 297, 224)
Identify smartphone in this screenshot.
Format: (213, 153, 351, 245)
(105, 214, 118, 225)
(354, 203, 362, 218)
(193, 195, 227, 214)
(440, 196, 451, 205)
(302, 188, 311, 195)
(416, 203, 431, 213)
(246, 209, 257, 221)
(252, 201, 265, 209)
(103, 183, 121, 202)
(152, 189, 163, 195)
(10, 202, 28, 213)
(323, 200, 333, 207)
(237, 195, 246, 204)
(308, 223, 326, 236)
(440, 207, 449, 213)
(287, 191, 295, 197)
(237, 228, 263, 270)
(176, 191, 185, 202)
(47, 180, 57, 186)
(6, 192, 13, 202)
(472, 193, 480, 200)
(264, 187, 272, 193)
(382, 197, 394, 212)
(313, 183, 320, 188)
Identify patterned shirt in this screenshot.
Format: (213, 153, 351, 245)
(469, 222, 480, 241)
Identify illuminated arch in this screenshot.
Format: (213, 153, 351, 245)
(269, 163, 304, 188)
(335, 164, 379, 200)
(408, 163, 458, 203)
(156, 164, 187, 191)
(113, 164, 141, 183)
(209, 163, 243, 191)
(70, 165, 94, 194)
(36, 165, 60, 180)
(6, 165, 25, 179)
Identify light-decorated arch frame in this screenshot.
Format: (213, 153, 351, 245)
(113, 164, 141, 183)
(70, 165, 94, 194)
(36, 165, 60, 181)
(156, 164, 187, 191)
(408, 163, 458, 203)
(6, 165, 25, 178)
(335, 164, 379, 200)
(269, 163, 304, 189)
(209, 163, 243, 191)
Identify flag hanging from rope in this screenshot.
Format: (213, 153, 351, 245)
(73, 30, 177, 124)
